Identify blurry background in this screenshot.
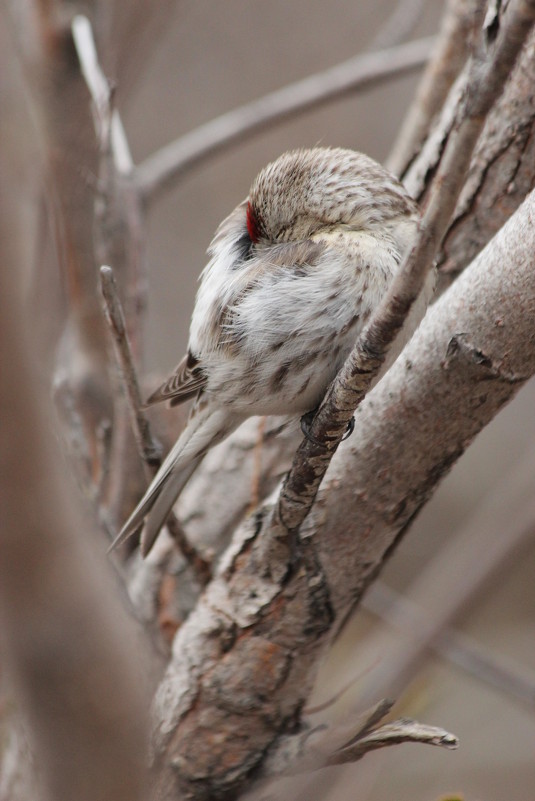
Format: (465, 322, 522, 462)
(125, 2, 534, 799)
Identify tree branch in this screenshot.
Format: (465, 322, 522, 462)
(71, 12, 153, 526)
(387, 0, 481, 176)
(101, 0, 180, 99)
(259, 698, 457, 780)
(370, 0, 428, 50)
(99, 265, 161, 466)
(437, 25, 535, 282)
(364, 579, 535, 708)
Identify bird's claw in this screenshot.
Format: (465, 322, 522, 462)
(341, 415, 355, 441)
(300, 412, 355, 446)
(300, 411, 324, 447)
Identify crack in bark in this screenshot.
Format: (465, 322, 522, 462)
(444, 333, 528, 381)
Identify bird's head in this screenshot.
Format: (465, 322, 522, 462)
(246, 147, 417, 245)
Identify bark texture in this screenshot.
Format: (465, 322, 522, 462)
(404, 27, 535, 285)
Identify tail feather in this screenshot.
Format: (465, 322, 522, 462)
(139, 455, 202, 556)
(109, 406, 243, 554)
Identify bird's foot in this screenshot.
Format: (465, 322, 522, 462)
(300, 411, 355, 446)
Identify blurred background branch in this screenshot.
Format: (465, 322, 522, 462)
(0, 103, 150, 801)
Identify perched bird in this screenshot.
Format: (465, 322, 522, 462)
(112, 147, 432, 555)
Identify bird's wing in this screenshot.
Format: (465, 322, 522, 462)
(144, 351, 207, 407)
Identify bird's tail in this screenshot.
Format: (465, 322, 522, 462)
(109, 405, 244, 555)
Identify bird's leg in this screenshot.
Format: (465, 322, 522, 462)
(300, 410, 355, 447)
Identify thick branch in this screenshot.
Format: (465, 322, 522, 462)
(437, 25, 535, 281)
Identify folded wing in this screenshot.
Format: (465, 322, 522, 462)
(144, 351, 207, 407)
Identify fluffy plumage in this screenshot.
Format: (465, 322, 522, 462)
(112, 147, 433, 555)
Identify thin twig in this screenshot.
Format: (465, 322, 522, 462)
(274, 0, 535, 536)
(72, 14, 133, 174)
(72, 12, 151, 528)
(261, 698, 457, 779)
(100, 266, 161, 467)
(325, 718, 458, 766)
(99, 266, 212, 585)
(72, 12, 145, 353)
(136, 36, 435, 202)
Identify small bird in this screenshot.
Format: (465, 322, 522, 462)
(112, 147, 432, 555)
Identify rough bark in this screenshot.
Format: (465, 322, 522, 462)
(438, 26, 535, 279)
(404, 27, 535, 286)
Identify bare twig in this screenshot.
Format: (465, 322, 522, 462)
(325, 718, 458, 765)
(100, 266, 161, 466)
(73, 13, 152, 526)
(103, 0, 179, 99)
(72, 14, 132, 174)
(274, 0, 535, 536)
(99, 266, 211, 585)
(72, 12, 144, 347)
(162, 516, 212, 586)
(261, 698, 457, 779)
(136, 36, 435, 202)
